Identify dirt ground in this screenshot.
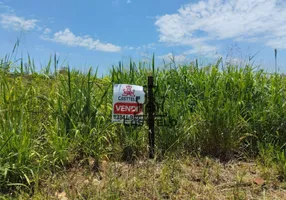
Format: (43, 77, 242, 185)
(33, 157, 286, 200)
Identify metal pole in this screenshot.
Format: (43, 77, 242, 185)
(147, 76, 155, 159)
(275, 49, 277, 73)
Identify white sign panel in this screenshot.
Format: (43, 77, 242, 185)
(112, 84, 145, 123)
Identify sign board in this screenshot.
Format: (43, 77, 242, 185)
(112, 84, 145, 123)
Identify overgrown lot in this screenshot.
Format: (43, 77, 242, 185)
(1, 54, 286, 199)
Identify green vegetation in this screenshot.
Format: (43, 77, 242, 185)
(0, 49, 286, 199)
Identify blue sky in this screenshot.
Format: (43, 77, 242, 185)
(0, 0, 286, 75)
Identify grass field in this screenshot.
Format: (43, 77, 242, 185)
(1, 51, 286, 199)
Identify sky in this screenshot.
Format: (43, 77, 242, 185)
(0, 0, 286, 75)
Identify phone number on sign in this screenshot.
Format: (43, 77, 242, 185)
(113, 114, 177, 127)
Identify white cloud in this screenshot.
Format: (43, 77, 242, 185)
(43, 28, 51, 34)
(43, 28, 121, 52)
(158, 53, 186, 63)
(0, 2, 14, 12)
(0, 14, 38, 31)
(136, 43, 156, 50)
(124, 46, 134, 50)
(225, 57, 248, 67)
(184, 43, 218, 56)
(266, 36, 286, 49)
(155, 0, 286, 50)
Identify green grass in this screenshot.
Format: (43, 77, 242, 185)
(0, 50, 286, 198)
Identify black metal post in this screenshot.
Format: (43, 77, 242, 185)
(275, 49, 278, 73)
(147, 76, 155, 159)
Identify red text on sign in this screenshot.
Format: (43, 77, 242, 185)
(114, 102, 143, 114)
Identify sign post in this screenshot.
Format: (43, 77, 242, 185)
(112, 76, 177, 159)
(147, 76, 155, 159)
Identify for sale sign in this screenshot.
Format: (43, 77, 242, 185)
(112, 84, 145, 123)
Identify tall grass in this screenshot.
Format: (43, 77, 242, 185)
(0, 52, 286, 194)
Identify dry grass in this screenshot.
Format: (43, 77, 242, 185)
(28, 157, 286, 200)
